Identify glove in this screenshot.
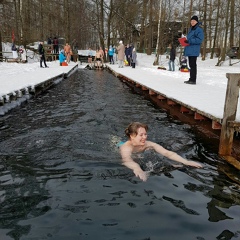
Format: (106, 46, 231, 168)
(184, 40, 189, 43)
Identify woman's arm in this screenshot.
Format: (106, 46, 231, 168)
(149, 141, 202, 168)
(120, 145, 148, 181)
(122, 161, 148, 181)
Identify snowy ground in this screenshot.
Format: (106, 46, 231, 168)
(106, 53, 240, 121)
(1, 43, 240, 120)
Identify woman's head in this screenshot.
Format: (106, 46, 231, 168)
(125, 122, 148, 138)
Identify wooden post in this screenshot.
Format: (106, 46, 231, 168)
(219, 73, 240, 155)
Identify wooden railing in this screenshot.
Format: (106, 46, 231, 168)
(219, 73, 240, 163)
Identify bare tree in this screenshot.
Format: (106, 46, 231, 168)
(229, 0, 235, 46)
(210, 0, 220, 59)
(216, 0, 230, 66)
(201, 0, 207, 60)
(0, 0, 239, 65)
(153, 0, 162, 65)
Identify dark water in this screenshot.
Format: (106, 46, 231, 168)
(0, 69, 240, 240)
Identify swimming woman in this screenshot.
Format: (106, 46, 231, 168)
(119, 122, 203, 181)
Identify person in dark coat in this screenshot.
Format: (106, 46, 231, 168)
(53, 37, 59, 54)
(168, 43, 176, 71)
(38, 41, 48, 68)
(125, 44, 132, 66)
(184, 15, 204, 85)
(131, 48, 137, 68)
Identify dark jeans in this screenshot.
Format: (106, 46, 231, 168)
(53, 45, 59, 54)
(109, 55, 114, 64)
(40, 55, 47, 67)
(188, 56, 197, 82)
(126, 56, 131, 66)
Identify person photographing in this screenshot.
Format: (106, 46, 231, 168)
(184, 15, 204, 85)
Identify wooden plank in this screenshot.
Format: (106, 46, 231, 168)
(219, 73, 240, 155)
(228, 121, 240, 131)
(157, 95, 166, 100)
(228, 121, 240, 127)
(149, 90, 156, 95)
(180, 106, 190, 113)
(212, 120, 222, 130)
(222, 155, 240, 170)
(194, 112, 207, 120)
(167, 99, 177, 106)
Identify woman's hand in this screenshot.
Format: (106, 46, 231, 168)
(186, 160, 202, 168)
(134, 169, 148, 181)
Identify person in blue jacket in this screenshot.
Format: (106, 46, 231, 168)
(184, 15, 204, 85)
(59, 49, 66, 66)
(108, 45, 114, 64)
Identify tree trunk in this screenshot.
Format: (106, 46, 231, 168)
(201, 0, 207, 60)
(140, 0, 148, 53)
(147, 0, 153, 55)
(106, 0, 113, 50)
(229, 0, 235, 46)
(64, 0, 70, 43)
(100, 0, 105, 60)
(153, 0, 162, 65)
(211, 0, 220, 59)
(216, 0, 230, 66)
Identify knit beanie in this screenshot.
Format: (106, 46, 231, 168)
(191, 15, 198, 22)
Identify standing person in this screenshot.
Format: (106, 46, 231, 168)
(71, 39, 78, 62)
(131, 48, 137, 68)
(11, 43, 18, 60)
(71, 39, 77, 52)
(53, 37, 59, 54)
(113, 45, 117, 63)
(47, 37, 52, 45)
(19, 46, 27, 63)
(88, 47, 94, 67)
(99, 47, 105, 60)
(125, 44, 132, 66)
(119, 122, 203, 181)
(94, 49, 103, 69)
(117, 40, 125, 68)
(168, 43, 176, 71)
(64, 43, 71, 63)
(38, 41, 48, 68)
(59, 49, 66, 66)
(184, 15, 204, 85)
(108, 45, 114, 64)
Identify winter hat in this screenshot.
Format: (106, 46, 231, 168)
(119, 40, 123, 44)
(191, 15, 198, 22)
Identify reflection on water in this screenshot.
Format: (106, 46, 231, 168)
(0, 69, 240, 240)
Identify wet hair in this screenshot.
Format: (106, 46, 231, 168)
(125, 122, 148, 138)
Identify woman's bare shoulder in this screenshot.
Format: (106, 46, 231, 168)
(145, 140, 156, 147)
(145, 141, 164, 150)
